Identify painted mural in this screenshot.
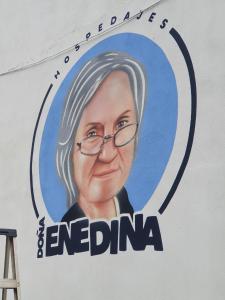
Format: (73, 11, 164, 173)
(30, 15, 196, 257)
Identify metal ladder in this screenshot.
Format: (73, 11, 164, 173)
(0, 229, 21, 300)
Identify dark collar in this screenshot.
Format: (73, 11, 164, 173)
(61, 187, 134, 224)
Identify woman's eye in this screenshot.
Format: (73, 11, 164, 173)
(116, 120, 128, 130)
(87, 130, 97, 138)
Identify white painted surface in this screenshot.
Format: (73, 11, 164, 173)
(0, 0, 224, 299)
(0, 0, 157, 74)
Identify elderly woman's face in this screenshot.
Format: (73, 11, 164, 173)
(72, 71, 137, 205)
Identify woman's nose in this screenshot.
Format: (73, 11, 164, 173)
(98, 138, 118, 162)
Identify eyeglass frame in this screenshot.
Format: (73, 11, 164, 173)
(76, 122, 139, 156)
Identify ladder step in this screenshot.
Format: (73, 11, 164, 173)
(0, 279, 19, 289)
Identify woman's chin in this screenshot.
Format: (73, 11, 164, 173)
(85, 184, 121, 204)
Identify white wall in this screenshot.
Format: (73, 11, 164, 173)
(0, 1, 224, 299)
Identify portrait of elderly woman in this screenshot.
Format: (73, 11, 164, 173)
(56, 52, 147, 223)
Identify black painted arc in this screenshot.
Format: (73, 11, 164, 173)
(30, 84, 53, 219)
(158, 28, 197, 214)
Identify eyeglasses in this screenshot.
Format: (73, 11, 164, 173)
(76, 123, 138, 156)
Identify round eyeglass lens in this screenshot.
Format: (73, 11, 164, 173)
(115, 124, 137, 147)
(81, 135, 103, 155)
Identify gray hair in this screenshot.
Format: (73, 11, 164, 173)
(56, 52, 147, 208)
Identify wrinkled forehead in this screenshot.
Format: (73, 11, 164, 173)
(78, 70, 137, 127)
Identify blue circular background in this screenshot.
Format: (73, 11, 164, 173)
(39, 33, 178, 222)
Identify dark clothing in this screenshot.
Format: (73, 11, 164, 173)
(61, 187, 133, 224)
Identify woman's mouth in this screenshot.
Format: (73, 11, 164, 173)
(93, 168, 120, 178)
